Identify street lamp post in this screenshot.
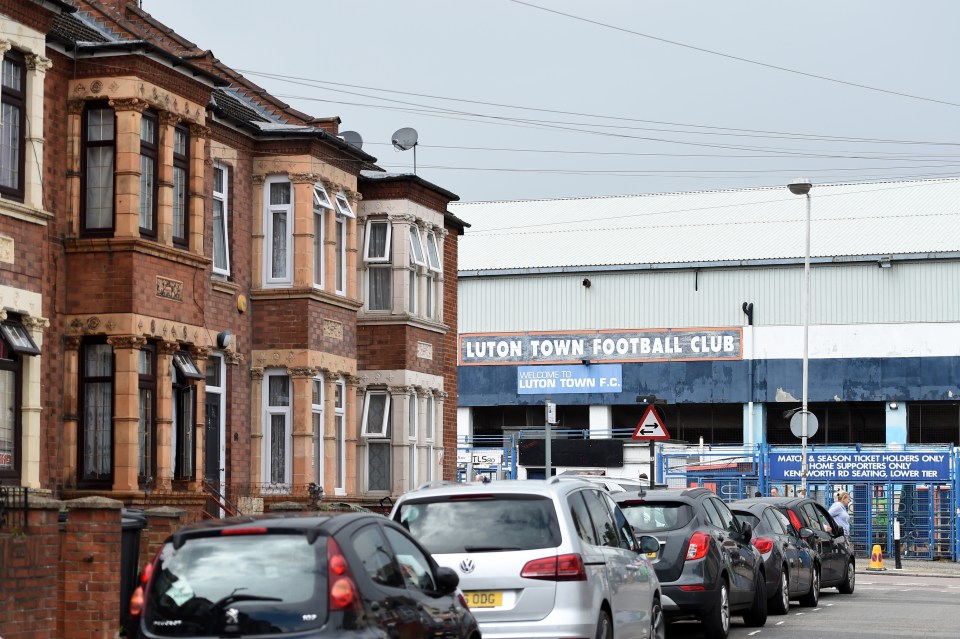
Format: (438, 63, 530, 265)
(788, 178, 813, 496)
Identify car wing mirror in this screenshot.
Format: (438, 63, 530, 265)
(434, 566, 459, 594)
(637, 534, 660, 555)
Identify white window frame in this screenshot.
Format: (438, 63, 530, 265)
(313, 183, 331, 288)
(264, 176, 293, 286)
(335, 191, 355, 218)
(361, 390, 391, 438)
(335, 214, 347, 295)
(212, 163, 230, 276)
(206, 353, 226, 516)
(311, 374, 324, 485)
(262, 370, 292, 489)
(364, 220, 392, 263)
(425, 272, 435, 319)
(334, 377, 346, 494)
(409, 226, 426, 267)
(408, 263, 418, 315)
(408, 392, 418, 490)
(425, 393, 435, 482)
(425, 230, 442, 273)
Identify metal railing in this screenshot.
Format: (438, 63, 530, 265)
(0, 485, 28, 532)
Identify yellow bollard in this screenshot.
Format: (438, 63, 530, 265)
(866, 544, 887, 571)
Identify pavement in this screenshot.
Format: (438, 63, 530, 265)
(855, 556, 960, 578)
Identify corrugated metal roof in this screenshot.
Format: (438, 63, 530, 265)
(453, 179, 960, 272)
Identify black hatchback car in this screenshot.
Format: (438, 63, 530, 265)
(753, 497, 856, 595)
(730, 499, 819, 614)
(613, 487, 767, 639)
(128, 513, 480, 639)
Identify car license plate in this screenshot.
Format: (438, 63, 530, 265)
(465, 591, 503, 608)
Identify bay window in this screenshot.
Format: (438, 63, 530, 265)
(172, 125, 189, 248)
(138, 343, 156, 485)
(0, 319, 39, 484)
(362, 389, 391, 492)
(139, 111, 158, 237)
(82, 104, 115, 234)
(80, 340, 113, 484)
(265, 178, 293, 285)
(212, 163, 230, 276)
(425, 393, 435, 482)
(172, 351, 201, 480)
(335, 192, 353, 295)
(263, 371, 291, 487)
(313, 183, 332, 287)
(0, 50, 25, 201)
(312, 375, 324, 485)
(408, 392, 418, 490)
(334, 377, 346, 493)
(365, 219, 392, 311)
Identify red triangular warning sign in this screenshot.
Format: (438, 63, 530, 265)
(632, 404, 671, 440)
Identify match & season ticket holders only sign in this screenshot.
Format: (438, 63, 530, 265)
(768, 451, 950, 481)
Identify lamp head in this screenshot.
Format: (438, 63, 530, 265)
(788, 179, 812, 196)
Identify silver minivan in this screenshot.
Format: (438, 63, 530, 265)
(390, 478, 664, 639)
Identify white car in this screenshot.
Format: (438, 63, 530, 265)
(391, 477, 664, 639)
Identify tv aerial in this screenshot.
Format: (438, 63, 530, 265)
(340, 130, 363, 151)
(391, 127, 419, 174)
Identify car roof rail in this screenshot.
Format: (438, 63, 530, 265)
(547, 475, 590, 485)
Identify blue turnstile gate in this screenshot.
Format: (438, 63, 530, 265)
(660, 444, 960, 562)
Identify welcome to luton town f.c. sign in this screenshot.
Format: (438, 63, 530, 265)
(632, 404, 671, 440)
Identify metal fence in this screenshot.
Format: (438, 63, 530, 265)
(660, 443, 959, 561)
(0, 485, 28, 532)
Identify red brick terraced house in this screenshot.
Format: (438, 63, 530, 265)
(0, 0, 466, 521)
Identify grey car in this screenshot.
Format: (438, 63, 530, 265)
(391, 478, 664, 639)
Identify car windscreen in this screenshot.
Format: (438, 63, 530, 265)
(619, 501, 694, 533)
(397, 495, 561, 553)
(143, 533, 324, 636)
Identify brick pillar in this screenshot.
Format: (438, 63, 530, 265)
(157, 112, 181, 247)
(290, 367, 316, 488)
(322, 370, 338, 493)
(346, 190, 359, 300)
(388, 385, 411, 495)
(435, 390, 448, 481)
(251, 175, 265, 289)
(59, 496, 123, 639)
(189, 346, 211, 490)
(188, 123, 209, 256)
(108, 336, 146, 492)
(66, 100, 84, 237)
(155, 340, 179, 491)
(139, 506, 186, 570)
(24, 54, 52, 211)
(20, 316, 48, 488)
(346, 375, 362, 497)
(0, 495, 61, 639)
(250, 367, 264, 487)
(109, 98, 147, 239)
(291, 174, 316, 288)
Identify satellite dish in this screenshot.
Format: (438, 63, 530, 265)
(341, 130, 363, 150)
(391, 127, 419, 151)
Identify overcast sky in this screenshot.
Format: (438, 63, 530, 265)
(144, 1, 960, 203)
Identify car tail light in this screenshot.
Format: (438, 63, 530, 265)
(129, 553, 158, 617)
(686, 531, 710, 561)
(752, 537, 774, 554)
(786, 510, 803, 531)
(521, 553, 587, 581)
(679, 584, 706, 591)
(327, 537, 360, 611)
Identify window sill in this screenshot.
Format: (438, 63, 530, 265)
(212, 278, 239, 295)
(0, 198, 54, 225)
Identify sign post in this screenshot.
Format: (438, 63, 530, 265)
(544, 401, 557, 478)
(633, 402, 671, 485)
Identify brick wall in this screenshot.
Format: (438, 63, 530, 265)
(0, 496, 61, 639)
(441, 221, 461, 480)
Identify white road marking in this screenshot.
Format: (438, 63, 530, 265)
(748, 632, 762, 636)
(813, 607, 821, 611)
(776, 621, 785, 626)
(794, 612, 804, 615)
(825, 603, 834, 606)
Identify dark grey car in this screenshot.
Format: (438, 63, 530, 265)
(613, 488, 767, 639)
(731, 499, 819, 614)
